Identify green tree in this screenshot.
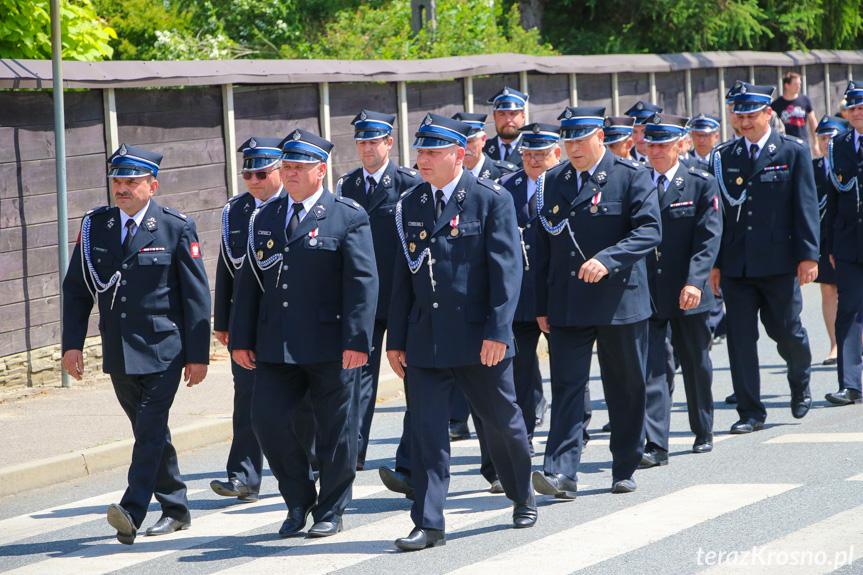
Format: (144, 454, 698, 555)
(0, 0, 116, 60)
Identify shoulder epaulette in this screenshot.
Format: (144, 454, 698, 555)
(335, 196, 363, 210)
(780, 135, 805, 146)
(163, 206, 188, 220)
(687, 167, 711, 180)
(398, 166, 419, 178)
(498, 169, 524, 186)
(494, 160, 518, 173)
(85, 205, 111, 217)
(226, 191, 252, 207)
(615, 156, 643, 170)
(477, 177, 503, 194)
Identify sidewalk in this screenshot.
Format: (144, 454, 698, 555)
(0, 352, 405, 496)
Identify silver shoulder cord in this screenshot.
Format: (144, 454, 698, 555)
(713, 149, 748, 222)
(246, 206, 284, 291)
(337, 177, 343, 198)
(220, 201, 245, 278)
(395, 197, 436, 292)
(536, 172, 586, 260)
(80, 215, 122, 309)
(827, 138, 860, 213)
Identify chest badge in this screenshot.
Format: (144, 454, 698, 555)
(256, 250, 264, 260)
(419, 230, 427, 240)
(767, 143, 777, 154)
(355, 177, 362, 186)
(382, 174, 391, 186)
(596, 171, 607, 183)
(106, 217, 115, 230)
(409, 242, 416, 253)
(266, 239, 274, 249)
(674, 177, 683, 187)
(145, 217, 157, 231)
(552, 205, 560, 214)
(451, 228, 459, 237)
(420, 192, 428, 204)
(589, 205, 598, 214)
(736, 177, 744, 185)
(482, 170, 491, 178)
(564, 169, 572, 181)
(839, 174, 844, 183)
(515, 177, 523, 186)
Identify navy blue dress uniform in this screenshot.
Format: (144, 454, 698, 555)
(211, 138, 291, 502)
(824, 83, 863, 405)
(454, 112, 519, 182)
(387, 114, 535, 543)
(483, 87, 528, 168)
(533, 107, 661, 494)
(689, 114, 722, 167)
(813, 115, 849, 287)
(231, 129, 378, 535)
(337, 110, 423, 471)
(713, 83, 820, 430)
(639, 114, 723, 462)
(62, 144, 211, 542)
(625, 100, 663, 165)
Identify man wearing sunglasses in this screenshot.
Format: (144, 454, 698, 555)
(210, 137, 288, 504)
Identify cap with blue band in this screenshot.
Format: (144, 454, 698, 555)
(624, 101, 663, 125)
(688, 113, 721, 133)
(108, 143, 163, 178)
(452, 112, 487, 138)
(413, 113, 471, 149)
(602, 116, 635, 145)
(816, 114, 850, 136)
(351, 110, 395, 141)
(487, 86, 528, 111)
(725, 81, 744, 104)
(843, 81, 863, 109)
(238, 137, 283, 171)
(731, 82, 774, 114)
(278, 129, 333, 163)
(558, 106, 606, 141)
(519, 122, 560, 149)
(643, 113, 690, 144)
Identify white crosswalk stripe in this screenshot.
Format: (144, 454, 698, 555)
(846, 472, 863, 481)
(214, 490, 514, 574)
(764, 433, 863, 444)
(444, 483, 798, 575)
(696, 504, 863, 574)
(3, 485, 384, 575)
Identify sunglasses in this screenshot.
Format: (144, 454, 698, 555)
(242, 168, 280, 181)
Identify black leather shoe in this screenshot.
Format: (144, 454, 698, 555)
(822, 357, 838, 366)
(532, 471, 577, 499)
(489, 479, 504, 494)
(535, 396, 548, 427)
(210, 478, 259, 502)
(308, 516, 343, 538)
(602, 422, 612, 432)
(639, 448, 669, 469)
(145, 516, 190, 536)
(448, 421, 471, 441)
(791, 390, 812, 419)
(693, 434, 714, 453)
(107, 503, 137, 545)
(379, 466, 414, 500)
(825, 388, 863, 405)
(725, 393, 737, 404)
(395, 527, 446, 551)
(278, 503, 315, 537)
(611, 477, 637, 493)
(513, 491, 537, 528)
(730, 418, 764, 434)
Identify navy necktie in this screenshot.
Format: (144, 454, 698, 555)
(287, 202, 303, 237)
(122, 219, 136, 254)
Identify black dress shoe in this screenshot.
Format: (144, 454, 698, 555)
(489, 479, 504, 494)
(730, 418, 764, 434)
(395, 527, 446, 551)
(535, 396, 548, 427)
(693, 433, 714, 453)
(210, 478, 259, 502)
(379, 466, 414, 499)
(825, 388, 863, 405)
(308, 516, 343, 538)
(278, 503, 315, 537)
(513, 492, 537, 529)
(532, 471, 577, 499)
(602, 422, 612, 432)
(107, 503, 137, 545)
(725, 392, 737, 404)
(448, 420, 471, 441)
(639, 448, 669, 469)
(145, 516, 190, 536)
(611, 477, 637, 493)
(822, 357, 838, 366)
(712, 334, 726, 346)
(791, 390, 812, 419)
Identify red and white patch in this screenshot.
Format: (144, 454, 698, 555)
(309, 228, 318, 238)
(191, 242, 200, 258)
(714, 196, 720, 211)
(76, 231, 81, 244)
(451, 214, 459, 228)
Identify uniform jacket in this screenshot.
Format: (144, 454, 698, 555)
(231, 188, 378, 364)
(62, 200, 211, 375)
(484, 135, 523, 168)
(387, 171, 522, 368)
(713, 130, 819, 277)
(500, 169, 540, 322)
(534, 151, 661, 326)
(337, 162, 422, 321)
(825, 129, 863, 262)
(646, 165, 723, 318)
(473, 154, 519, 181)
(213, 189, 285, 338)
(813, 156, 831, 256)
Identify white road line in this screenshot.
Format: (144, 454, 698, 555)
(765, 433, 863, 444)
(214, 489, 515, 574)
(697, 504, 863, 574)
(4, 485, 384, 575)
(446, 483, 798, 575)
(846, 472, 863, 481)
(0, 489, 203, 547)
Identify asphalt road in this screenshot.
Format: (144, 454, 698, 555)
(1, 282, 862, 575)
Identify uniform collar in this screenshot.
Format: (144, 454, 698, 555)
(744, 127, 772, 152)
(432, 172, 462, 203)
(119, 200, 150, 230)
(467, 154, 485, 178)
(362, 159, 389, 184)
(576, 147, 607, 180)
(287, 186, 324, 220)
(653, 162, 680, 187)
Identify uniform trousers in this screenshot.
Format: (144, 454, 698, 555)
(225, 359, 263, 492)
(708, 290, 727, 338)
(835, 260, 863, 393)
(721, 274, 812, 422)
(644, 313, 714, 451)
(111, 369, 189, 528)
(252, 360, 359, 523)
(357, 320, 387, 465)
(406, 359, 532, 531)
(545, 321, 647, 482)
